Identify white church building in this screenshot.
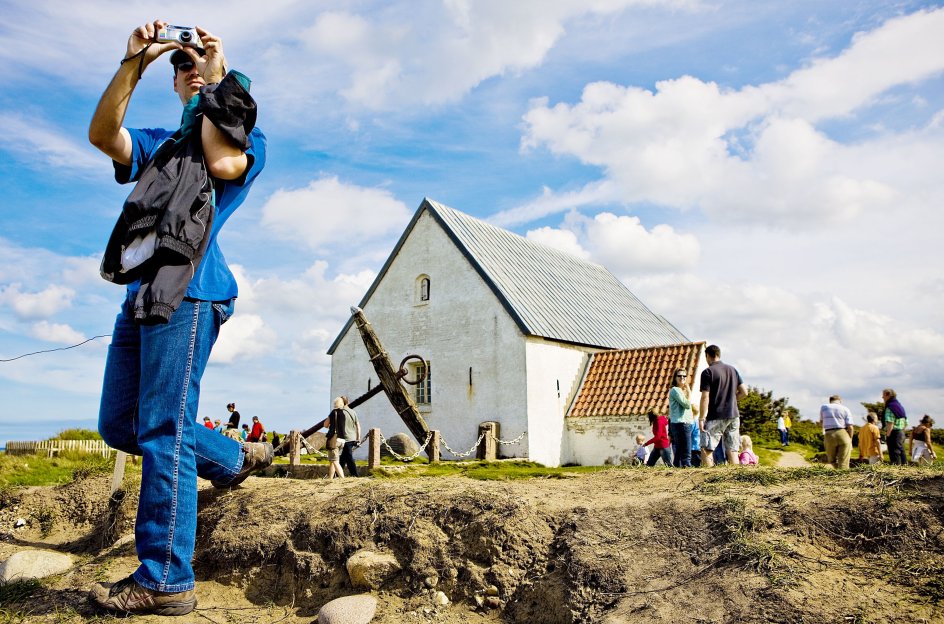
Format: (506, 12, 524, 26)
(328, 198, 699, 466)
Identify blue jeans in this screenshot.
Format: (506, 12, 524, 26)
(670, 422, 692, 468)
(780, 429, 789, 445)
(646, 446, 673, 466)
(98, 293, 244, 592)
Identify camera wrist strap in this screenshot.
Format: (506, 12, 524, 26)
(120, 42, 153, 80)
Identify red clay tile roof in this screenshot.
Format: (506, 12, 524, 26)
(568, 342, 705, 418)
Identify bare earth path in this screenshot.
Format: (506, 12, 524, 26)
(776, 450, 810, 467)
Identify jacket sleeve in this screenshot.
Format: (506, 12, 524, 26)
(198, 70, 256, 152)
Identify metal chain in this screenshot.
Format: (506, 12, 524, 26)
(378, 430, 433, 462)
(440, 432, 486, 458)
(494, 431, 527, 445)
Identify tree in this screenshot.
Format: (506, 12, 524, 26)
(738, 386, 797, 444)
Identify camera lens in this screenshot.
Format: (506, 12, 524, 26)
(179, 31, 192, 42)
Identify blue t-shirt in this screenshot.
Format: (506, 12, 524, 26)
(115, 125, 267, 301)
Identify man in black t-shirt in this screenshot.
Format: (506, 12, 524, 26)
(699, 345, 747, 467)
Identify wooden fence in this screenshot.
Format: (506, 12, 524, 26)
(4, 439, 114, 458)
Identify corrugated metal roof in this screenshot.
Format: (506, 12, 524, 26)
(327, 198, 688, 354)
(426, 199, 688, 349)
(568, 342, 705, 418)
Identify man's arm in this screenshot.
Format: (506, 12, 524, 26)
(89, 20, 179, 164)
(736, 383, 747, 400)
(699, 391, 709, 430)
(188, 28, 249, 180)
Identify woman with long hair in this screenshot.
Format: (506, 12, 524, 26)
(668, 368, 693, 468)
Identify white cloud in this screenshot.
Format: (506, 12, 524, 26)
(258, 0, 700, 110)
(261, 176, 412, 251)
(0, 284, 76, 320)
(525, 226, 590, 260)
(518, 8, 944, 227)
(29, 321, 86, 345)
(526, 211, 699, 275)
(0, 113, 102, 173)
(211, 314, 277, 364)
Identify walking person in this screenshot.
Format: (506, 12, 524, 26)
(882, 389, 908, 465)
(668, 369, 693, 468)
(777, 413, 788, 447)
(325, 398, 346, 479)
(698, 345, 747, 467)
(338, 396, 362, 477)
(820, 395, 854, 469)
(644, 410, 673, 467)
(89, 19, 270, 616)
(910, 415, 937, 465)
(248, 415, 265, 442)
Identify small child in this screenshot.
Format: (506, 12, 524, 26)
(738, 434, 759, 466)
(632, 433, 650, 465)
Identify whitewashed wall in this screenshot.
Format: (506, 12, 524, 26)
(523, 339, 594, 466)
(565, 416, 650, 466)
(330, 210, 528, 460)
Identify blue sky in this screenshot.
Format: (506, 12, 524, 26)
(1, 0, 942, 442)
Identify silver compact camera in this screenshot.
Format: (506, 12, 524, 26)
(156, 24, 201, 47)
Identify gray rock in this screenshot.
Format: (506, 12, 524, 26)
(380, 433, 419, 459)
(318, 594, 378, 624)
(346, 549, 401, 589)
(13, 518, 26, 528)
(0, 549, 73, 582)
(433, 591, 449, 606)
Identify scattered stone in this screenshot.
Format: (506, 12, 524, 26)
(485, 584, 499, 596)
(112, 533, 135, 549)
(423, 575, 438, 588)
(485, 596, 501, 609)
(0, 549, 74, 582)
(317, 594, 377, 624)
(380, 433, 420, 459)
(433, 591, 449, 606)
(13, 518, 26, 528)
(474, 595, 485, 608)
(346, 549, 401, 589)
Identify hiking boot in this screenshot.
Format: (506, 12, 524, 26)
(90, 575, 196, 616)
(211, 442, 273, 488)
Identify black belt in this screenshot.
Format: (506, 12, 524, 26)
(824, 427, 845, 432)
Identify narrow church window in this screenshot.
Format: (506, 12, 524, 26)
(420, 277, 430, 301)
(413, 360, 431, 404)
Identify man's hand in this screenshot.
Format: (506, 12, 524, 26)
(187, 27, 227, 84)
(126, 20, 180, 70)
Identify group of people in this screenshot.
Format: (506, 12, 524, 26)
(819, 389, 936, 469)
(634, 344, 756, 467)
(201, 403, 269, 443)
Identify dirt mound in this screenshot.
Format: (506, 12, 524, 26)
(2, 467, 943, 623)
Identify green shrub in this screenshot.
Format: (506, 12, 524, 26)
(49, 428, 101, 441)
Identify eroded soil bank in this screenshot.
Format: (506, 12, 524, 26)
(1, 466, 943, 623)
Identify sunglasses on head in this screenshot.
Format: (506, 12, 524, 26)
(175, 61, 196, 73)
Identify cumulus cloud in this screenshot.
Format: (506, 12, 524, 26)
(0, 284, 76, 320)
(258, 0, 700, 111)
(29, 321, 86, 345)
(518, 8, 944, 227)
(526, 212, 699, 275)
(261, 177, 412, 251)
(211, 314, 278, 364)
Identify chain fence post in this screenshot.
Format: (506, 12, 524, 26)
(428, 430, 441, 464)
(368, 428, 381, 470)
(477, 422, 498, 461)
(289, 430, 301, 467)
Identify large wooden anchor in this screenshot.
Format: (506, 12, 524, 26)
(275, 306, 431, 455)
